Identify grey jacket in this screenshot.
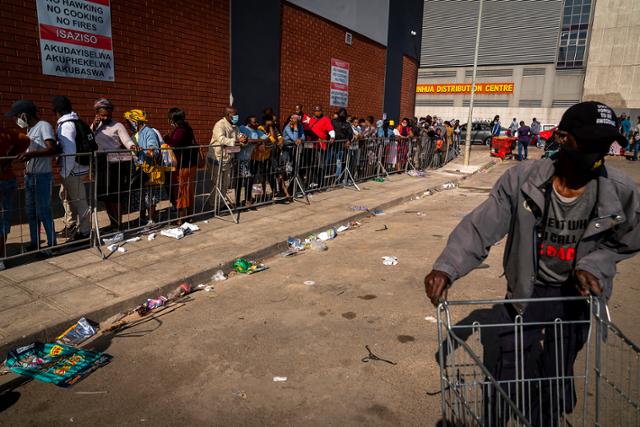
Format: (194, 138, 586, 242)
(433, 158, 640, 308)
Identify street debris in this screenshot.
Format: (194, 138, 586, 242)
(424, 316, 437, 323)
(336, 225, 349, 233)
(107, 244, 119, 252)
(310, 240, 327, 251)
(102, 233, 123, 246)
(166, 283, 191, 300)
(232, 390, 247, 399)
(117, 247, 127, 253)
(351, 205, 369, 212)
(375, 225, 388, 232)
(407, 170, 426, 177)
(160, 222, 200, 240)
(273, 376, 288, 382)
(361, 345, 397, 365)
(233, 258, 268, 274)
(56, 318, 98, 346)
(416, 212, 426, 217)
(317, 228, 337, 241)
(197, 284, 214, 292)
(75, 391, 108, 395)
(147, 233, 156, 241)
(304, 280, 316, 286)
(3, 342, 112, 387)
(373, 177, 385, 183)
(125, 236, 141, 243)
(441, 181, 457, 190)
(382, 256, 398, 266)
(143, 296, 167, 311)
(370, 208, 385, 216)
(212, 270, 227, 281)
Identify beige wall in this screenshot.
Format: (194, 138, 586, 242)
(583, 0, 640, 109)
(415, 64, 585, 124)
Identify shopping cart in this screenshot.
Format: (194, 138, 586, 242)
(436, 297, 640, 426)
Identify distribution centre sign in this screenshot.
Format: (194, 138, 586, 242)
(36, 0, 114, 81)
(330, 58, 349, 107)
(416, 82, 514, 95)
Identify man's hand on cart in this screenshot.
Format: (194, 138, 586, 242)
(424, 270, 451, 306)
(575, 270, 603, 297)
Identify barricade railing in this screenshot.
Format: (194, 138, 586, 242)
(1, 136, 459, 264)
(0, 152, 94, 262)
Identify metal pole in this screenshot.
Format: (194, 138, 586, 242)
(463, 0, 484, 167)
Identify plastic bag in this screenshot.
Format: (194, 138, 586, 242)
(4, 342, 112, 387)
(56, 318, 98, 346)
(160, 143, 177, 172)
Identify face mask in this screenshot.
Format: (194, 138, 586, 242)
(231, 114, 239, 125)
(129, 121, 138, 132)
(558, 145, 604, 175)
(16, 117, 28, 129)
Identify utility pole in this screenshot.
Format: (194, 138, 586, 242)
(464, 0, 484, 167)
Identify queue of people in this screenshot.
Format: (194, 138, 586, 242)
(0, 98, 457, 268)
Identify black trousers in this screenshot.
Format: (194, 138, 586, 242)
(485, 285, 590, 427)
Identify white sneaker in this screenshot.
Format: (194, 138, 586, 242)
(0, 261, 6, 271)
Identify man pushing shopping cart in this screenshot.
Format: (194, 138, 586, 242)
(424, 102, 640, 426)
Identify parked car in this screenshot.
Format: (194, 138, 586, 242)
(460, 121, 507, 145)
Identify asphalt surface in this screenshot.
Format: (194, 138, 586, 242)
(2, 153, 640, 426)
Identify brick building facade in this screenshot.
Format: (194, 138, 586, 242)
(0, 0, 229, 144)
(279, 3, 387, 125)
(1, 0, 421, 141)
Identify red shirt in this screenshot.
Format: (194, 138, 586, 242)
(307, 115, 334, 150)
(0, 127, 29, 180)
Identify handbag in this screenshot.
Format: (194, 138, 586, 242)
(138, 148, 165, 185)
(160, 143, 177, 172)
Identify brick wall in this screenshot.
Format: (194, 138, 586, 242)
(399, 55, 418, 120)
(0, 0, 229, 145)
(279, 3, 386, 125)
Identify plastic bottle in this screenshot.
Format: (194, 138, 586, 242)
(166, 283, 191, 300)
(145, 296, 168, 310)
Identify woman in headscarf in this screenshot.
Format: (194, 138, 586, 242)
(123, 109, 164, 226)
(91, 98, 137, 231)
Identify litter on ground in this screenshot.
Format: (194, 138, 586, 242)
(233, 258, 268, 274)
(382, 256, 398, 266)
(3, 342, 112, 387)
(212, 270, 227, 281)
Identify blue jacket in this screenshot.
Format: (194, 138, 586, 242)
(282, 124, 305, 145)
(492, 121, 501, 136)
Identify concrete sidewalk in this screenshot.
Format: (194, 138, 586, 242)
(0, 152, 495, 356)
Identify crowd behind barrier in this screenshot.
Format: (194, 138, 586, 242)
(0, 134, 459, 265)
(1, 97, 463, 268)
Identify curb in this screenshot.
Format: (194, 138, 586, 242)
(0, 158, 499, 363)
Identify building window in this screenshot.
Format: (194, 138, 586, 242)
(557, 0, 591, 69)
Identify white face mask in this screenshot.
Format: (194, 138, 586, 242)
(16, 115, 28, 129)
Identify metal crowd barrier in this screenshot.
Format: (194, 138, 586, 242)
(436, 297, 640, 426)
(0, 152, 94, 262)
(0, 134, 457, 263)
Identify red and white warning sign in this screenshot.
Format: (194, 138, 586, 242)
(330, 58, 349, 108)
(36, 0, 114, 81)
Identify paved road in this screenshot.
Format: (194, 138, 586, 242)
(2, 154, 640, 426)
